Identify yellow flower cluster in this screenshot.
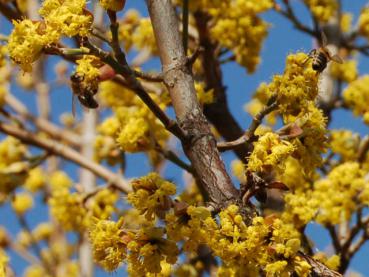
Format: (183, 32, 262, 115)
(231, 159, 247, 183)
(343, 75, 369, 124)
(330, 130, 359, 161)
(330, 59, 358, 83)
(99, 0, 125, 11)
(314, 162, 369, 225)
(283, 189, 319, 227)
(94, 117, 122, 165)
(89, 217, 179, 274)
(32, 222, 53, 241)
(127, 172, 176, 220)
(8, 0, 92, 71)
(49, 170, 73, 189)
(75, 55, 101, 97)
(195, 82, 214, 105)
(209, 0, 273, 73)
(89, 217, 127, 271)
(75, 55, 101, 92)
(304, 0, 338, 22)
(0, 137, 28, 199)
(0, 66, 9, 108)
(127, 227, 179, 275)
(11, 192, 34, 215)
(118, 10, 157, 54)
(359, 8, 369, 40)
(340, 13, 353, 33)
(24, 167, 46, 192)
(202, 205, 308, 276)
(274, 53, 319, 116)
(287, 103, 328, 174)
(88, 188, 119, 220)
(49, 186, 88, 232)
(49, 180, 119, 231)
(7, 20, 57, 72)
(39, 0, 92, 37)
(99, 81, 169, 153)
(0, 249, 8, 277)
(247, 132, 295, 174)
(166, 206, 211, 252)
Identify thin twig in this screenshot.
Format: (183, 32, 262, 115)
(326, 224, 342, 253)
(276, 0, 318, 38)
(5, 94, 81, 148)
(358, 135, 369, 163)
(0, 122, 130, 192)
(85, 41, 187, 140)
(217, 98, 278, 151)
(154, 142, 194, 174)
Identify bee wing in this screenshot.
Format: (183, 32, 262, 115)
(330, 54, 343, 64)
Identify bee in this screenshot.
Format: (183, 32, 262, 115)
(70, 73, 99, 116)
(304, 32, 343, 73)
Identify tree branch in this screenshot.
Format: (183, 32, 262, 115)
(0, 122, 130, 193)
(147, 0, 243, 213)
(217, 98, 278, 152)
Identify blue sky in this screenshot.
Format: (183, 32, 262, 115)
(1, 0, 369, 276)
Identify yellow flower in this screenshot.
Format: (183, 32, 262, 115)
(127, 173, 176, 220)
(49, 170, 73, 189)
(195, 82, 214, 105)
(330, 59, 358, 83)
(24, 167, 46, 192)
(8, 19, 57, 72)
(304, 0, 338, 22)
(117, 117, 151, 152)
(343, 75, 369, 124)
(209, 0, 273, 73)
(11, 192, 34, 215)
(39, 0, 93, 37)
(99, 0, 125, 11)
(231, 160, 246, 183)
(49, 187, 88, 231)
(314, 162, 366, 224)
(330, 130, 359, 161)
(89, 217, 127, 271)
(32, 222, 53, 241)
(359, 8, 369, 40)
(131, 18, 158, 55)
(340, 12, 353, 33)
(247, 132, 295, 174)
(0, 249, 8, 277)
(87, 188, 119, 219)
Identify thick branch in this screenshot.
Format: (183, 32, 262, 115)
(147, 0, 241, 211)
(0, 122, 130, 193)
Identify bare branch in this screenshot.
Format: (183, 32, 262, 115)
(217, 98, 278, 152)
(276, 0, 318, 38)
(5, 94, 81, 148)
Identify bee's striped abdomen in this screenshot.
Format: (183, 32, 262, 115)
(312, 53, 328, 72)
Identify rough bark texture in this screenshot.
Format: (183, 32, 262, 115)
(147, 0, 239, 210)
